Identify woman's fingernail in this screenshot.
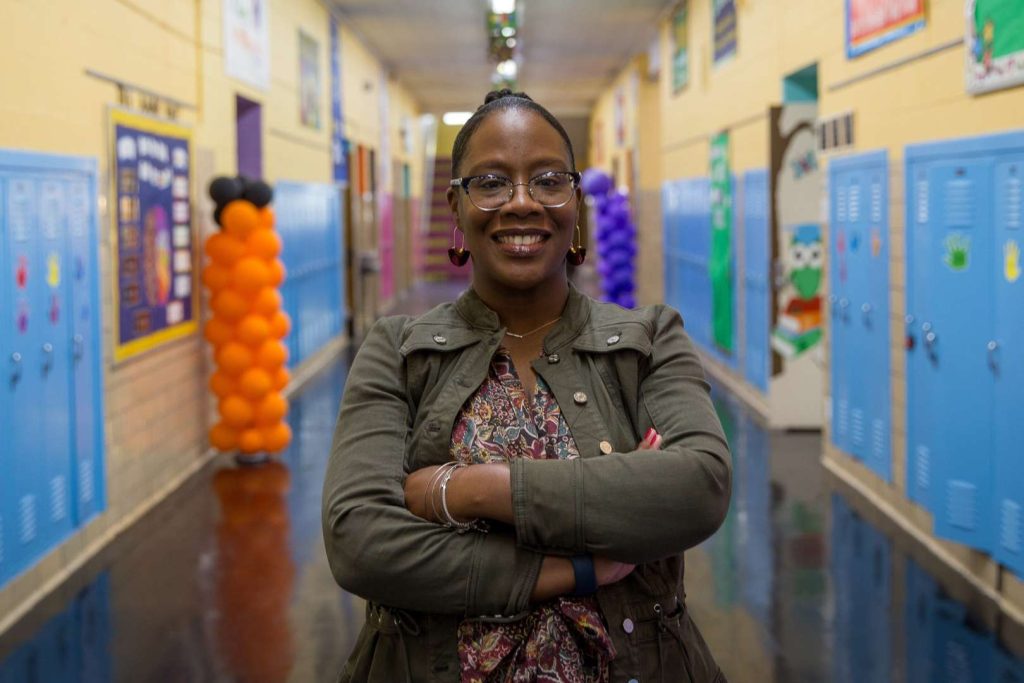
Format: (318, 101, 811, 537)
(644, 428, 656, 442)
(652, 434, 663, 449)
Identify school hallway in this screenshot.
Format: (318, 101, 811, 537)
(0, 281, 1020, 682)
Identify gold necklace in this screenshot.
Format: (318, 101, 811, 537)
(504, 317, 561, 339)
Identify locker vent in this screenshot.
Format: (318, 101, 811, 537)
(79, 459, 94, 504)
(1002, 500, 1022, 554)
(915, 181, 929, 224)
(851, 408, 865, 447)
(849, 184, 861, 223)
(19, 495, 37, 543)
(1007, 176, 1021, 229)
(944, 179, 974, 227)
(915, 446, 930, 491)
(837, 186, 847, 223)
(837, 398, 849, 438)
(947, 480, 977, 531)
(871, 180, 883, 223)
(871, 418, 886, 462)
(51, 476, 67, 522)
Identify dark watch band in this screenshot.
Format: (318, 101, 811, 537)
(570, 554, 598, 596)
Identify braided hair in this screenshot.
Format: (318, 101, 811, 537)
(450, 89, 576, 176)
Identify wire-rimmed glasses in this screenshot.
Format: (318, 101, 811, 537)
(450, 171, 581, 211)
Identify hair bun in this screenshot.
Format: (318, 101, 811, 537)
(483, 89, 532, 106)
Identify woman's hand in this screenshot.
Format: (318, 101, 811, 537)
(594, 557, 636, 586)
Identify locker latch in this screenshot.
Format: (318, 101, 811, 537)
(9, 352, 22, 386)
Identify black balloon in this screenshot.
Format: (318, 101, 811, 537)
(213, 204, 225, 227)
(243, 180, 273, 208)
(209, 176, 244, 204)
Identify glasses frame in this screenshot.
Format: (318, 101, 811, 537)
(450, 171, 582, 212)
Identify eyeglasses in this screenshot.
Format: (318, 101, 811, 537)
(450, 171, 581, 211)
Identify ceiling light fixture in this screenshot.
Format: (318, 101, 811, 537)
(442, 111, 473, 126)
(491, 0, 515, 15)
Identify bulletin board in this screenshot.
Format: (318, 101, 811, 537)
(109, 109, 196, 363)
(966, 0, 1024, 94)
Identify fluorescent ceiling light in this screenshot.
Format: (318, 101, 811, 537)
(443, 111, 473, 126)
(496, 59, 517, 79)
(491, 0, 515, 14)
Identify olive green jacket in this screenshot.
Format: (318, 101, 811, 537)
(322, 285, 731, 682)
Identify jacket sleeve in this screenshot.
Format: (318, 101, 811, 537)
(509, 306, 732, 563)
(322, 316, 543, 616)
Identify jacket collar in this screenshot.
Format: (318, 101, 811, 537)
(454, 282, 592, 353)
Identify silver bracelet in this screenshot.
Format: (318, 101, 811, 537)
(427, 462, 459, 524)
(439, 463, 488, 534)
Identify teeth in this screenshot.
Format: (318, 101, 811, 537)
(497, 234, 543, 246)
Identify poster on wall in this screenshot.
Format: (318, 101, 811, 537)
(110, 109, 196, 363)
(299, 30, 321, 129)
(712, 0, 737, 65)
(330, 16, 348, 183)
(769, 105, 823, 364)
(966, 0, 1024, 94)
(845, 0, 926, 58)
(672, 1, 689, 92)
(709, 131, 734, 353)
(223, 0, 270, 90)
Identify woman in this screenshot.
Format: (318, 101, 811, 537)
(323, 89, 731, 682)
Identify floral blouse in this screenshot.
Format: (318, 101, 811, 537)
(451, 349, 616, 682)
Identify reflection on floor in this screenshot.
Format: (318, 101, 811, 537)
(1, 283, 1022, 682)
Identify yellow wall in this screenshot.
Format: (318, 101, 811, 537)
(0, 0, 423, 629)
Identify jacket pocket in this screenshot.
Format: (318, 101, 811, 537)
(617, 599, 725, 683)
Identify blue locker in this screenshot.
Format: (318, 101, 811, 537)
(742, 170, 769, 393)
(994, 154, 1024, 577)
(830, 150, 891, 481)
(736, 409, 771, 628)
(905, 558, 939, 683)
(276, 182, 344, 367)
(1, 151, 104, 588)
(905, 133, 1020, 554)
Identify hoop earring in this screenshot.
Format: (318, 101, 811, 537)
(448, 225, 470, 267)
(567, 224, 586, 266)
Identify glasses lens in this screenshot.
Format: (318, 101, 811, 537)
(530, 173, 574, 207)
(467, 176, 512, 210)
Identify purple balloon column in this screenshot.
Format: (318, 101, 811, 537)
(581, 169, 637, 308)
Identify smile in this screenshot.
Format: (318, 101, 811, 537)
(495, 234, 546, 246)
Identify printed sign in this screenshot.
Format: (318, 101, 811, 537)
(110, 109, 196, 362)
(672, 2, 690, 92)
(299, 30, 321, 130)
(710, 131, 734, 353)
(712, 0, 737, 65)
(846, 0, 925, 58)
(223, 0, 270, 90)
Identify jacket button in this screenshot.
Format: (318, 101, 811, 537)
(606, 334, 621, 345)
(573, 391, 587, 405)
(622, 618, 634, 634)
(433, 334, 447, 344)
(547, 354, 560, 363)
(599, 441, 613, 455)
(627, 679, 639, 683)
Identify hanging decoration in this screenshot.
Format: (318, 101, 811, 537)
(581, 169, 637, 309)
(203, 176, 292, 461)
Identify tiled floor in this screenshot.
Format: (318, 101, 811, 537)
(1, 282, 1022, 682)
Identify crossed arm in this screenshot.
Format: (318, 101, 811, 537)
(321, 310, 731, 616)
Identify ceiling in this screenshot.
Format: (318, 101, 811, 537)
(329, 0, 674, 117)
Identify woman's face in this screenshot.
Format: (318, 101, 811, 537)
(447, 108, 580, 296)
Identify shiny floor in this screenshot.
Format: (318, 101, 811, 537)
(1, 282, 1023, 682)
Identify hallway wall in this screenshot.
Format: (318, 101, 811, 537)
(0, 0, 424, 631)
(587, 0, 1024, 619)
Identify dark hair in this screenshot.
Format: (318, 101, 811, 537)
(451, 89, 576, 177)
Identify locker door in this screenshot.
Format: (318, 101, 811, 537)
(905, 559, 939, 683)
(906, 161, 933, 508)
(864, 164, 891, 481)
(742, 170, 769, 392)
(35, 178, 75, 550)
(921, 159, 996, 551)
(933, 596, 995, 682)
(4, 175, 50, 578)
(0, 174, 11, 585)
(994, 155, 1024, 576)
(66, 174, 104, 523)
(830, 168, 852, 454)
(845, 167, 870, 461)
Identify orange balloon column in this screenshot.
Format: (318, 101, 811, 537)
(203, 177, 293, 459)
